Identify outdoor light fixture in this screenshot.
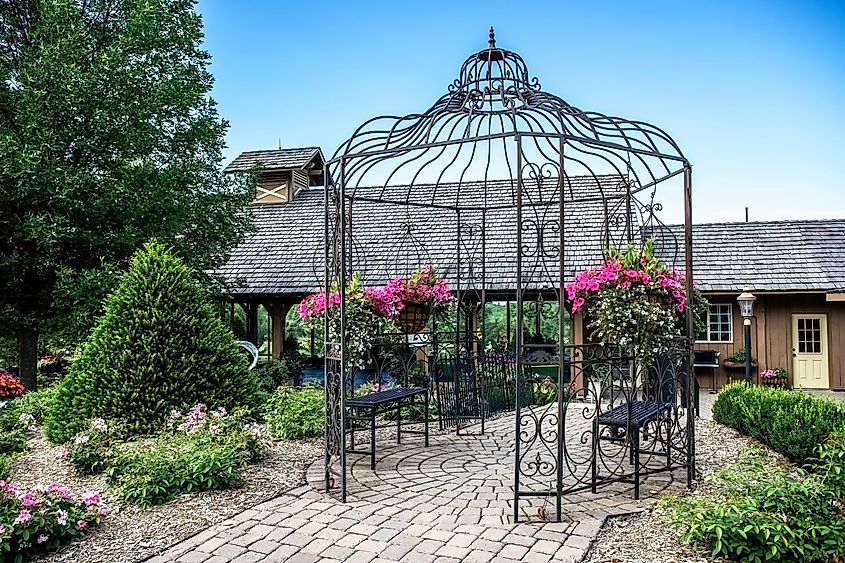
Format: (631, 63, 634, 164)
(737, 288, 756, 383)
(737, 289, 757, 318)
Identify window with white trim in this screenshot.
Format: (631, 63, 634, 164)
(696, 304, 733, 342)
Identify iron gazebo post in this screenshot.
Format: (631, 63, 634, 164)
(683, 163, 695, 488)
(513, 130, 523, 524)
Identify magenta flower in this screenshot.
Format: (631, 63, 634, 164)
(21, 492, 41, 507)
(77, 519, 88, 529)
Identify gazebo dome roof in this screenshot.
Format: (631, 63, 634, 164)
(330, 29, 687, 212)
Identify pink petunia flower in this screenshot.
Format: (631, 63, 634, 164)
(15, 510, 31, 525)
(77, 519, 88, 529)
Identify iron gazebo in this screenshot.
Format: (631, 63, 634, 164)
(321, 28, 696, 522)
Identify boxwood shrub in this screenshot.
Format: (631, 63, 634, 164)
(45, 242, 262, 443)
(712, 382, 845, 463)
(264, 387, 324, 440)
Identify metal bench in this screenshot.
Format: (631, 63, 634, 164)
(592, 400, 674, 499)
(345, 386, 429, 469)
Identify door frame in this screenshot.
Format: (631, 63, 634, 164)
(791, 313, 830, 389)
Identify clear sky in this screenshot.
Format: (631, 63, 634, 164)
(196, 0, 844, 224)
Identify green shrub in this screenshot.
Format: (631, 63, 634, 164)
(816, 427, 845, 496)
(9, 387, 56, 425)
(712, 382, 845, 463)
(105, 430, 259, 506)
(0, 431, 27, 458)
(264, 387, 324, 440)
(68, 419, 116, 476)
(0, 397, 41, 459)
(0, 455, 11, 480)
(255, 353, 304, 392)
(45, 242, 262, 443)
(660, 447, 845, 563)
(66, 405, 269, 505)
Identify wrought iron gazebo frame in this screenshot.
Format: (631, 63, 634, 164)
(321, 28, 696, 522)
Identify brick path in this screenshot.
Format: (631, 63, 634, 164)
(150, 402, 698, 563)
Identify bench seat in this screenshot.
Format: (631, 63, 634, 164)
(346, 386, 430, 470)
(346, 387, 426, 407)
(598, 401, 672, 427)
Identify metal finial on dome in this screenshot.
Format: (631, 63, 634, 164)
(488, 26, 496, 48)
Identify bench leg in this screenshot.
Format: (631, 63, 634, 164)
(425, 390, 430, 447)
(350, 410, 356, 449)
(665, 414, 672, 468)
(371, 410, 377, 470)
(396, 404, 402, 445)
(634, 426, 641, 500)
(591, 418, 598, 494)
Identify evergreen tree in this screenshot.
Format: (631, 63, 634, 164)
(45, 242, 261, 443)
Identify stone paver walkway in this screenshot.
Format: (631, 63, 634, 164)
(150, 400, 700, 563)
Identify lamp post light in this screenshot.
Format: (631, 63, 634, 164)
(737, 289, 757, 384)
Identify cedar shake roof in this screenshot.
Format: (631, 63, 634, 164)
(663, 219, 845, 293)
(216, 176, 639, 297)
(224, 147, 323, 173)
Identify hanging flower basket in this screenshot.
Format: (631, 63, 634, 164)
(396, 302, 430, 333)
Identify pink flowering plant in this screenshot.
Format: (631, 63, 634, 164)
(366, 264, 454, 318)
(761, 367, 787, 380)
(566, 239, 707, 363)
(298, 266, 453, 367)
(165, 403, 271, 457)
(298, 272, 385, 368)
(0, 479, 106, 559)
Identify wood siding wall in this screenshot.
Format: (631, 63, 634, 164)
(694, 294, 845, 390)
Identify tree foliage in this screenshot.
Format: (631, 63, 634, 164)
(44, 242, 262, 443)
(0, 0, 255, 389)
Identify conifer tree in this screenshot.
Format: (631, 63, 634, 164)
(45, 242, 261, 442)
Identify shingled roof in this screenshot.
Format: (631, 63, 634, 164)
(663, 219, 845, 293)
(224, 147, 323, 173)
(216, 176, 646, 297)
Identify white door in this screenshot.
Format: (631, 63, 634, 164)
(792, 314, 830, 389)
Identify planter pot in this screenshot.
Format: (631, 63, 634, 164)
(396, 302, 430, 334)
(723, 360, 758, 370)
(761, 377, 789, 389)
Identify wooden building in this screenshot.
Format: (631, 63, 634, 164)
(220, 147, 845, 391)
(669, 220, 845, 391)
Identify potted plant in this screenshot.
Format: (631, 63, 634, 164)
(298, 273, 387, 369)
(368, 264, 454, 334)
(760, 367, 788, 388)
(566, 239, 708, 365)
(723, 349, 758, 370)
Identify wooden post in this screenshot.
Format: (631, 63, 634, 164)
(245, 302, 259, 345)
(270, 302, 291, 359)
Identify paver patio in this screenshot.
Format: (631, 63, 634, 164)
(149, 396, 705, 563)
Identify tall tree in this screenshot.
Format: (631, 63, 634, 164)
(0, 0, 255, 390)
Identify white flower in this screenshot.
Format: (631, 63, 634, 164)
(73, 434, 90, 446)
(91, 418, 108, 433)
(56, 509, 69, 526)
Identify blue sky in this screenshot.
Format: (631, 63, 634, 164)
(196, 1, 844, 223)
